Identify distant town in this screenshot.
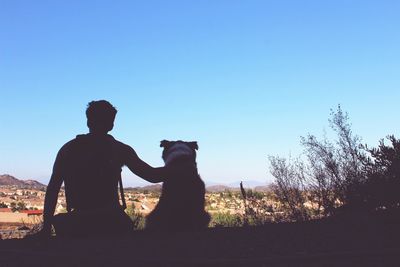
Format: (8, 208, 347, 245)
(0, 174, 275, 239)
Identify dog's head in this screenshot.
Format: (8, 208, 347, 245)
(160, 140, 198, 166)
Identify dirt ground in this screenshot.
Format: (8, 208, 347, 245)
(0, 213, 399, 266)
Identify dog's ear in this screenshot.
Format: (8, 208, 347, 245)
(187, 141, 199, 150)
(160, 140, 172, 148)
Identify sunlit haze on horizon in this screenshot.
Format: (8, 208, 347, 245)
(1, 1, 400, 187)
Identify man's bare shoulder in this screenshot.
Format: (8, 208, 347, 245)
(52, 137, 80, 165)
(111, 138, 137, 155)
(57, 138, 79, 155)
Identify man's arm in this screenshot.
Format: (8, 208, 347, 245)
(124, 146, 166, 183)
(42, 151, 64, 235)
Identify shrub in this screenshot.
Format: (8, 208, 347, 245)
(267, 157, 310, 221)
(125, 204, 145, 230)
(363, 135, 400, 210)
(240, 182, 279, 224)
(269, 105, 367, 220)
(210, 212, 243, 228)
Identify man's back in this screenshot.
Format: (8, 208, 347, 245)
(60, 134, 126, 211)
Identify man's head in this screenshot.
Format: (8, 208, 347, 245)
(86, 100, 117, 134)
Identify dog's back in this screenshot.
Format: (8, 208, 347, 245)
(145, 141, 210, 231)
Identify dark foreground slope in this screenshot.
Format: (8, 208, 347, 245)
(1, 213, 399, 267)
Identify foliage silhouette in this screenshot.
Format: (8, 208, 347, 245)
(268, 157, 310, 221)
(240, 182, 276, 224)
(9, 201, 27, 212)
(125, 204, 145, 230)
(209, 212, 243, 227)
(268, 105, 372, 220)
(362, 135, 400, 211)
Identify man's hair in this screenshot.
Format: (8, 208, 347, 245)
(86, 100, 117, 133)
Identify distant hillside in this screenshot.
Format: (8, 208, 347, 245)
(0, 175, 26, 187)
(227, 181, 267, 189)
(254, 185, 272, 192)
(124, 182, 270, 193)
(139, 184, 162, 192)
(23, 179, 46, 188)
(0, 174, 45, 189)
(126, 184, 162, 192)
(206, 185, 239, 193)
(206, 181, 270, 193)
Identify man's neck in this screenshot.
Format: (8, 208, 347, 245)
(88, 131, 109, 137)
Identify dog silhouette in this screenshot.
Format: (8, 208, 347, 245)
(145, 140, 210, 231)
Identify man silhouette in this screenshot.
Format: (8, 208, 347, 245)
(40, 100, 166, 237)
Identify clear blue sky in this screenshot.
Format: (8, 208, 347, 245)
(1, 1, 399, 186)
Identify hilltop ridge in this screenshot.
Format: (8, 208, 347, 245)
(0, 174, 45, 189)
(0, 174, 270, 192)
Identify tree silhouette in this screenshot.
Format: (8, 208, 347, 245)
(363, 135, 400, 210)
(269, 105, 367, 219)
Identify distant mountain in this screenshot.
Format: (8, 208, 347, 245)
(0, 174, 46, 189)
(125, 180, 270, 193)
(254, 185, 272, 192)
(140, 184, 162, 192)
(204, 180, 268, 192)
(23, 179, 46, 188)
(0, 174, 26, 187)
(126, 184, 162, 192)
(206, 185, 240, 193)
(227, 181, 267, 189)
